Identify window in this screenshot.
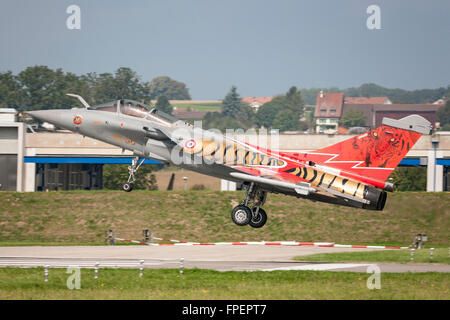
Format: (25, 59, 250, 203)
(88, 101, 117, 112)
(119, 99, 180, 125)
(330, 109, 336, 115)
(120, 101, 148, 118)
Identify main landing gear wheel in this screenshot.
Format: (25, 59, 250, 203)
(231, 182, 268, 227)
(231, 205, 252, 226)
(122, 182, 133, 192)
(249, 207, 267, 228)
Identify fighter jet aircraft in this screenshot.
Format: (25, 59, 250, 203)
(28, 94, 432, 228)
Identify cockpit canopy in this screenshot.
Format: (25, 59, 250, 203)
(88, 99, 179, 125)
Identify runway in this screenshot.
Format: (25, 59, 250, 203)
(0, 245, 448, 273)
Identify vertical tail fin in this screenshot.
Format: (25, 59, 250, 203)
(305, 115, 432, 183)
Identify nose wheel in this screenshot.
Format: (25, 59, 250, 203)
(231, 182, 268, 228)
(122, 182, 134, 192)
(122, 156, 145, 192)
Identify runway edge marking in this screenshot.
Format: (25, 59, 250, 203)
(114, 237, 408, 249)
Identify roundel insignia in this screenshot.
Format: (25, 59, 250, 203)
(185, 139, 196, 149)
(73, 115, 83, 125)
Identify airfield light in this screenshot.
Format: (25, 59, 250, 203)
(142, 229, 153, 244)
(421, 234, 428, 248)
(180, 258, 184, 275)
(139, 260, 144, 278)
(94, 262, 99, 279)
(44, 265, 50, 282)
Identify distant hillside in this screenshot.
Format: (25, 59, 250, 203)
(0, 191, 448, 246)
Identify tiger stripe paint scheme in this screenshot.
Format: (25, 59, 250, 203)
(176, 121, 427, 210)
(284, 166, 367, 200)
(183, 138, 285, 167)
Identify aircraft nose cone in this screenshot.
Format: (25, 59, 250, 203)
(27, 110, 62, 123)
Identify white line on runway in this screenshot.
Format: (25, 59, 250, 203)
(0, 261, 178, 268)
(262, 263, 372, 271)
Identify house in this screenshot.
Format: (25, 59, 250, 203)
(315, 91, 443, 133)
(241, 97, 273, 112)
(314, 91, 344, 133)
(341, 103, 442, 129)
(344, 96, 392, 104)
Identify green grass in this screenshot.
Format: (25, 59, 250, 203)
(0, 267, 448, 300)
(295, 248, 450, 264)
(0, 190, 448, 246)
(0, 241, 142, 247)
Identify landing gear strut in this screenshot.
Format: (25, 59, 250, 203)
(230, 182, 268, 228)
(122, 156, 145, 192)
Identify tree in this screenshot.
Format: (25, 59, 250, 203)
(0, 71, 24, 109)
(0, 66, 196, 113)
(339, 109, 367, 128)
(272, 110, 299, 132)
(113, 67, 150, 100)
(202, 112, 248, 131)
(389, 167, 426, 191)
(284, 86, 305, 118)
(17, 66, 87, 111)
(83, 68, 150, 104)
(148, 76, 191, 100)
(255, 86, 305, 130)
(256, 100, 283, 128)
(155, 95, 173, 114)
(437, 100, 450, 128)
(222, 86, 244, 118)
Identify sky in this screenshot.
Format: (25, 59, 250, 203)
(0, 0, 449, 99)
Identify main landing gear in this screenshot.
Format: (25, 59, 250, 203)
(122, 156, 145, 192)
(231, 182, 268, 228)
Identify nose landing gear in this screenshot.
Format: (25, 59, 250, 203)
(122, 156, 145, 192)
(230, 182, 268, 228)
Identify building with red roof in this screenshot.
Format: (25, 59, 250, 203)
(314, 91, 344, 133)
(314, 90, 442, 133)
(241, 97, 273, 112)
(344, 96, 392, 104)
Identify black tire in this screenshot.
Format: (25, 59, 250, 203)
(123, 182, 133, 192)
(249, 207, 267, 228)
(231, 205, 252, 226)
